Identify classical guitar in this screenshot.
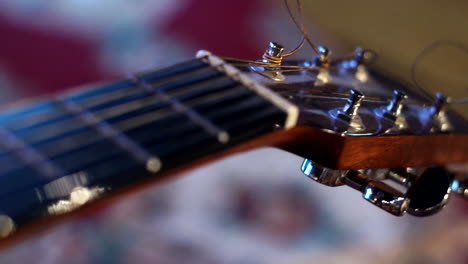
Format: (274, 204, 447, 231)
(0, 41, 466, 249)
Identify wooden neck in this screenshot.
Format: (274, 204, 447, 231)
(0, 54, 297, 234)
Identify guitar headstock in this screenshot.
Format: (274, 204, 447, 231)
(219, 42, 468, 216)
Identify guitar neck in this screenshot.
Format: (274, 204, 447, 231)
(0, 52, 298, 238)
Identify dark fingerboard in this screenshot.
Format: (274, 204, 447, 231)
(0, 52, 297, 229)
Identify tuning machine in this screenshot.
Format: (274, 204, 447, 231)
(301, 159, 454, 217)
(375, 90, 408, 133)
(313, 45, 332, 85)
(329, 89, 365, 134)
(332, 47, 377, 82)
(252, 42, 286, 82)
(301, 159, 409, 216)
(420, 92, 453, 132)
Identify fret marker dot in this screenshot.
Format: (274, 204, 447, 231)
(146, 157, 162, 173)
(217, 131, 230, 143)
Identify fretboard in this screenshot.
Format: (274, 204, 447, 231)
(0, 51, 297, 230)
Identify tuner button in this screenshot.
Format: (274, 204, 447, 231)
(301, 159, 346, 187)
(362, 181, 410, 216)
(406, 167, 452, 217)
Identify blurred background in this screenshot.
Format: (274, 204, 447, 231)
(0, 0, 467, 263)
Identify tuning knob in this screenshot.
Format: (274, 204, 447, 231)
(330, 89, 365, 133)
(406, 167, 452, 216)
(342, 171, 410, 216)
(301, 159, 346, 187)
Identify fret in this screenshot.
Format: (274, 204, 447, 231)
(137, 79, 230, 144)
(64, 59, 206, 105)
(0, 54, 297, 230)
(54, 97, 161, 173)
(5, 81, 245, 164)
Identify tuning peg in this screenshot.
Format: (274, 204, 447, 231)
(315, 45, 331, 66)
(329, 89, 365, 133)
(430, 93, 449, 116)
(342, 170, 410, 216)
(301, 159, 346, 187)
(406, 167, 452, 217)
(301, 160, 410, 216)
(375, 90, 408, 131)
(254, 41, 286, 82)
(422, 92, 453, 132)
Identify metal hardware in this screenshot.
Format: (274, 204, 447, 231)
(301, 160, 458, 217)
(343, 171, 410, 216)
(375, 90, 408, 131)
(406, 167, 452, 216)
(316, 45, 331, 66)
(329, 89, 365, 133)
(421, 92, 453, 132)
(385, 168, 417, 187)
(255, 42, 286, 81)
(301, 160, 409, 216)
(301, 159, 346, 187)
(314, 45, 332, 84)
(451, 175, 468, 198)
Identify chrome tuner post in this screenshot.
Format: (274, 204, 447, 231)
(329, 89, 365, 134)
(332, 47, 377, 82)
(254, 42, 286, 82)
(314, 45, 332, 84)
(421, 92, 453, 132)
(375, 90, 408, 132)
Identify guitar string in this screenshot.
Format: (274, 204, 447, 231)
(1, 68, 392, 149)
(0, 75, 390, 169)
(1, 60, 351, 139)
(0, 88, 280, 188)
(5, 66, 221, 132)
(284, 0, 320, 55)
(0, 83, 252, 168)
(410, 40, 468, 103)
(282, 0, 306, 57)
